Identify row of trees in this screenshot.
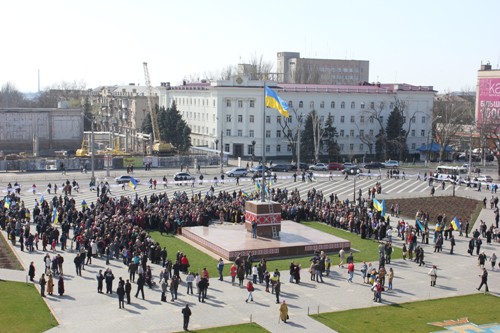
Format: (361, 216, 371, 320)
(141, 102, 192, 152)
(278, 99, 423, 163)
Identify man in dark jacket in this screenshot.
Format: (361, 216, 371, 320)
(182, 304, 192, 331)
(135, 273, 145, 299)
(477, 268, 489, 292)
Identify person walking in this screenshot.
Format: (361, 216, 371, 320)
(388, 267, 394, 290)
(428, 265, 438, 287)
(125, 280, 132, 304)
(47, 274, 54, 296)
(477, 267, 489, 292)
(338, 248, 345, 268)
(245, 281, 255, 302)
(274, 281, 281, 304)
(57, 275, 64, 296)
(279, 300, 289, 323)
(347, 262, 354, 283)
(135, 273, 145, 299)
(450, 236, 456, 254)
(491, 253, 497, 271)
(182, 304, 192, 331)
(117, 282, 125, 308)
(39, 274, 47, 297)
(29, 261, 36, 282)
(217, 258, 224, 281)
(186, 271, 194, 294)
(96, 270, 104, 293)
(170, 275, 179, 301)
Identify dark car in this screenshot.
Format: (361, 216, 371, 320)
(115, 175, 140, 184)
(328, 162, 344, 170)
(249, 165, 270, 173)
(290, 162, 309, 171)
(364, 162, 386, 169)
(270, 164, 292, 172)
(342, 167, 363, 175)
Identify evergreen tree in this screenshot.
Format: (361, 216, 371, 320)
(83, 97, 94, 131)
(300, 112, 316, 163)
(385, 106, 408, 160)
(141, 113, 152, 135)
(323, 113, 340, 161)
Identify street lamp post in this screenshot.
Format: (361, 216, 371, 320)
(353, 169, 360, 203)
(90, 120, 95, 181)
(251, 140, 256, 161)
(297, 114, 303, 173)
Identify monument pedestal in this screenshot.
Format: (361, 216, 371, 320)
(245, 200, 281, 238)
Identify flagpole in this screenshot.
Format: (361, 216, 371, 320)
(261, 83, 267, 202)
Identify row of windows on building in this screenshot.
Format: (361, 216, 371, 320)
(222, 114, 427, 125)
(210, 142, 420, 155)
(176, 96, 397, 112)
(216, 128, 427, 139)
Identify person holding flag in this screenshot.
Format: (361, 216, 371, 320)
(128, 177, 138, 190)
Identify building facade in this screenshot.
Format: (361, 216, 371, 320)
(476, 63, 500, 124)
(159, 76, 435, 162)
(277, 52, 369, 85)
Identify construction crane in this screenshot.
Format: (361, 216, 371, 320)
(143, 62, 174, 155)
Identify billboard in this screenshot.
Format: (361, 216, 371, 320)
(477, 77, 500, 123)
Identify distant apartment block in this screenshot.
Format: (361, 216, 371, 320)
(277, 51, 369, 85)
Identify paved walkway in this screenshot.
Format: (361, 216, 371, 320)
(1, 170, 499, 332)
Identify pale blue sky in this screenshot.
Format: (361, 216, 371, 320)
(2, 0, 499, 93)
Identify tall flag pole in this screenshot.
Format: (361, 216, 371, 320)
(261, 84, 267, 202)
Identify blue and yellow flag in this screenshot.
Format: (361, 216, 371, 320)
(451, 216, 461, 231)
(254, 181, 261, 192)
(128, 177, 138, 190)
(265, 86, 289, 118)
(381, 199, 386, 218)
(242, 190, 249, 197)
(373, 198, 383, 212)
(52, 207, 59, 224)
(4, 197, 11, 209)
(416, 218, 425, 232)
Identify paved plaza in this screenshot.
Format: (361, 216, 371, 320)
(1, 166, 499, 332)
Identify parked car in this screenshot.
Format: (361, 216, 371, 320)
(328, 162, 344, 170)
(309, 163, 328, 171)
(270, 164, 292, 172)
(174, 172, 195, 181)
(225, 168, 248, 177)
(364, 162, 386, 169)
(115, 175, 140, 184)
(383, 160, 400, 168)
(476, 175, 493, 183)
(249, 165, 270, 173)
(342, 167, 363, 175)
(343, 162, 357, 170)
(290, 162, 309, 171)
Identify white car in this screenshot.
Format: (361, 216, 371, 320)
(225, 168, 248, 177)
(384, 160, 400, 168)
(476, 175, 493, 183)
(309, 163, 328, 171)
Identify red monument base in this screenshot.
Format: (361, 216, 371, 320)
(245, 200, 281, 238)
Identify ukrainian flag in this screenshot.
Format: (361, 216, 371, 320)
(381, 199, 386, 218)
(242, 190, 249, 197)
(52, 207, 59, 224)
(255, 181, 261, 192)
(128, 177, 138, 190)
(265, 86, 289, 118)
(4, 197, 11, 209)
(373, 198, 383, 212)
(451, 216, 461, 231)
(416, 218, 425, 232)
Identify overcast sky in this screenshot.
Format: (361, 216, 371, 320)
(2, 0, 499, 93)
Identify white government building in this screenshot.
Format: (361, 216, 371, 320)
(159, 76, 435, 162)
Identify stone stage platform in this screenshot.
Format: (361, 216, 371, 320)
(182, 221, 351, 261)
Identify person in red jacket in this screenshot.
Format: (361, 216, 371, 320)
(245, 281, 254, 302)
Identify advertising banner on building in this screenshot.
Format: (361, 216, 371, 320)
(477, 77, 500, 124)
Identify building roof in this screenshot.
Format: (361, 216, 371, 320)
(416, 141, 454, 153)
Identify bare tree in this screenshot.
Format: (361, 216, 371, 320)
(35, 80, 86, 108)
(245, 53, 274, 81)
(292, 62, 321, 84)
(310, 110, 327, 162)
(278, 107, 300, 162)
(361, 101, 387, 160)
(433, 94, 471, 161)
(0, 82, 26, 107)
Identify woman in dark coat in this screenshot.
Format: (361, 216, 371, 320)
(28, 261, 36, 282)
(58, 275, 65, 296)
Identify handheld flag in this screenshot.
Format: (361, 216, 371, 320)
(128, 177, 138, 190)
(381, 199, 386, 218)
(40, 195, 44, 203)
(242, 190, 249, 197)
(416, 218, 425, 232)
(254, 181, 261, 192)
(373, 198, 383, 212)
(4, 197, 11, 209)
(451, 216, 461, 231)
(52, 207, 59, 224)
(265, 86, 289, 117)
